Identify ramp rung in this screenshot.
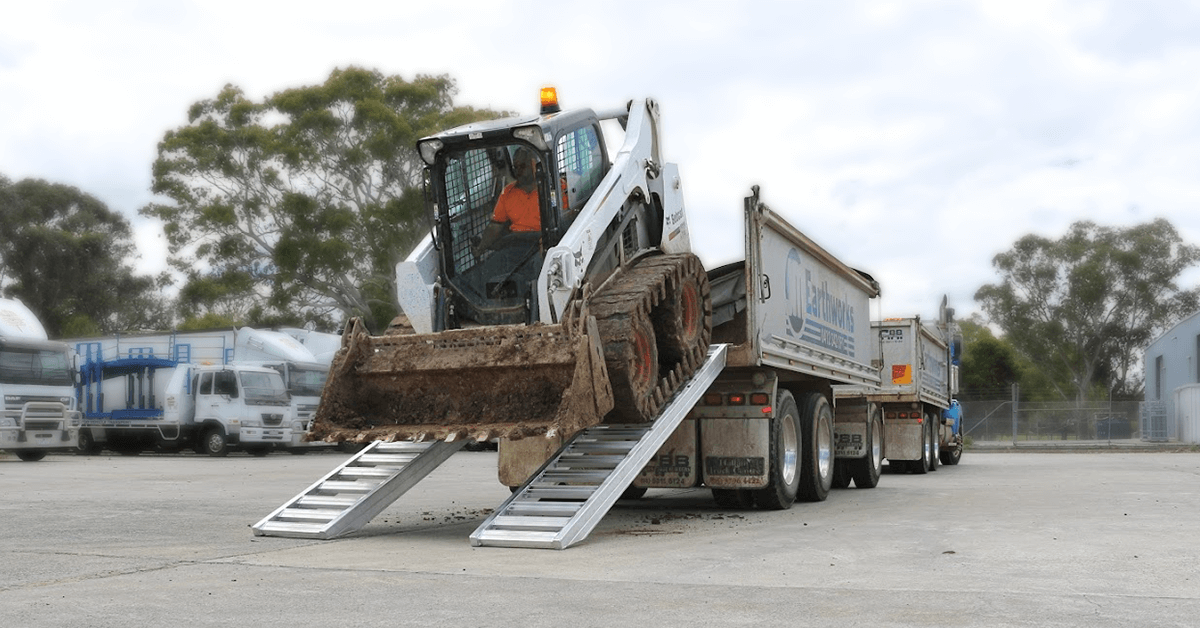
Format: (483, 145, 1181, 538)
(524, 486, 597, 500)
(488, 515, 572, 531)
(471, 529, 561, 549)
(472, 344, 728, 550)
(337, 467, 399, 479)
(538, 470, 612, 483)
(253, 521, 328, 538)
(278, 508, 342, 521)
(318, 480, 381, 492)
(556, 454, 626, 467)
(296, 495, 360, 508)
(503, 501, 584, 517)
(357, 453, 419, 465)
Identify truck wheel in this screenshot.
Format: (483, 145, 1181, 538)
(76, 429, 102, 455)
(796, 392, 835, 502)
(712, 488, 755, 509)
(927, 413, 940, 472)
(202, 427, 229, 457)
(754, 390, 802, 509)
(850, 406, 883, 489)
(940, 441, 962, 466)
(16, 450, 47, 462)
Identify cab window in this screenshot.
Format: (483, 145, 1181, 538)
(555, 125, 604, 225)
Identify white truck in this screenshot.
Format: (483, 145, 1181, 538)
(835, 300, 963, 473)
(69, 327, 336, 455)
(0, 298, 81, 461)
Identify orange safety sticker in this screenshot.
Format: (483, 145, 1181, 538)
(892, 364, 913, 385)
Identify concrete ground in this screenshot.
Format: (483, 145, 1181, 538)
(1, 448, 1197, 627)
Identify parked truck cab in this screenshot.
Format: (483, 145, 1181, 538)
(0, 299, 81, 461)
(166, 364, 293, 457)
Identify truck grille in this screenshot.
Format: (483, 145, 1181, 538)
(23, 420, 61, 431)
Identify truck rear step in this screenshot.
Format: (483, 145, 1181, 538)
(252, 439, 465, 539)
(470, 344, 727, 550)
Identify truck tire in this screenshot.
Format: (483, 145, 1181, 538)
(940, 441, 962, 466)
(796, 392, 835, 502)
(16, 450, 47, 462)
(76, 429, 103, 455)
(927, 413, 940, 472)
(201, 427, 229, 457)
(712, 488, 755, 509)
(850, 406, 883, 489)
(753, 390, 802, 509)
(911, 421, 930, 475)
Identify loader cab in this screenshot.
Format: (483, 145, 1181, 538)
(418, 107, 609, 328)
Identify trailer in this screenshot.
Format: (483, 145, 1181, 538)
(0, 298, 81, 461)
(835, 300, 962, 473)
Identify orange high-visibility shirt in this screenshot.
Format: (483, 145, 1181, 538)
(492, 183, 540, 232)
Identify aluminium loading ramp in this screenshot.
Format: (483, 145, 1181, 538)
(252, 439, 466, 539)
(470, 343, 728, 550)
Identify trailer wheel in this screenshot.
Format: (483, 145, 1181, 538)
(202, 427, 229, 457)
(796, 392, 835, 502)
(16, 450, 47, 462)
(850, 405, 883, 489)
(752, 390, 802, 509)
(927, 413, 940, 472)
(712, 488, 755, 509)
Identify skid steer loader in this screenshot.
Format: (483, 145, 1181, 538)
(308, 89, 712, 454)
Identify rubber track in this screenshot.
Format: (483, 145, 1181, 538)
(591, 254, 713, 423)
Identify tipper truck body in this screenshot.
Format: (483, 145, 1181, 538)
(835, 302, 963, 472)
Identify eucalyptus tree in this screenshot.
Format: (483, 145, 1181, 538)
(143, 68, 503, 332)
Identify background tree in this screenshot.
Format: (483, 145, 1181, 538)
(143, 68, 504, 333)
(957, 315, 1020, 400)
(0, 175, 172, 337)
(975, 219, 1200, 403)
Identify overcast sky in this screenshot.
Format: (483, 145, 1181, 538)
(4, 0, 1199, 324)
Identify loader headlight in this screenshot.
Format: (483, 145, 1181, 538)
(418, 139, 443, 166)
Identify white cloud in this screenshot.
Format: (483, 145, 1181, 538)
(3, 0, 1200, 325)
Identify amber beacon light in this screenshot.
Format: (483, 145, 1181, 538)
(540, 86, 561, 114)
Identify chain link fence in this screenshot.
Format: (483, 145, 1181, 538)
(959, 398, 1146, 443)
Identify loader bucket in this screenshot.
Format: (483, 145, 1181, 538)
(307, 308, 614, 445)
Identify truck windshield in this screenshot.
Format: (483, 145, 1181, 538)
(239, 371, 289, 405)
(0, 346, 74, 386)
(288, 366, 327, 396)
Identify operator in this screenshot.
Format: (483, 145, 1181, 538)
(474, 147, 541, 256)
